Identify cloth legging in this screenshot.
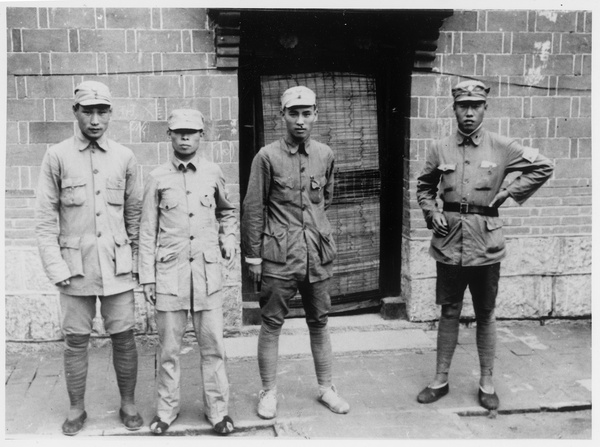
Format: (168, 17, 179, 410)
(258, 322, 332, 390)
(436, 302, 496, 377)
(64, 329, 138, 408)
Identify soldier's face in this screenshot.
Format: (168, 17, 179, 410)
(168, 129, 202, 160)
(282, 106, 317, 142)
(454, 101, 486, 133)
(73, 105, 111, 140)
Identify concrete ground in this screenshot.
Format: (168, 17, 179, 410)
(5, 316, 592, 440)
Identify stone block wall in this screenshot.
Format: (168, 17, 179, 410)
(403, 10, 592, 321)
(5, 7, 241, 342)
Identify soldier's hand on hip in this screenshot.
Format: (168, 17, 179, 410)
(432, 211, 449, 237)
(489, 189, 510, 208)
(248, 263, 262, 284)
(143, 283, 156, 305)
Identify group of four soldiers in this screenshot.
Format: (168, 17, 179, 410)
(35, 79, 553, 436)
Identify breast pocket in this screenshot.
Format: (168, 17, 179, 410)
(437, 164, 456, 193)
(60, 178, 87, 206)
(309, 176, 326, 204)
(475, 165, 497, 191)
(106, 177, 126, 206)
(271, 176, 295, 204)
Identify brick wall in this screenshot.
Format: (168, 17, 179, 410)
(5, 7, 241, 343)
(403, 10, 592, 320)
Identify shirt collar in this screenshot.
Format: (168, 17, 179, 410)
(456, 124, 484, 146)
(282, 136, 311, 155)
(171, 154, 200, 171)
(75, 126, 108, 152)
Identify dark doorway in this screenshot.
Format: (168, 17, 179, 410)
(238, 9, 444, 319)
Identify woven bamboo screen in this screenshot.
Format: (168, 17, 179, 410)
(260, 73, 381, 300)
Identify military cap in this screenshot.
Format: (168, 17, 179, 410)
(167, 109, 205, 131)
(74, 81, 112, 106)
(280, 86, 317, 110)
(452, 80, 490, 103)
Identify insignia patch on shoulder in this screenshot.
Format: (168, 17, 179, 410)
(522, 147, 539, 163)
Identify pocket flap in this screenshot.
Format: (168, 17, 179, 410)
(59, 235, 81, 248)
(62, 177, 86, 188)
(157, 248, 178, 263)
(485, 217, 503, 231)
(159, 200, 178, 211)
(274, 176, 293, 189)
(114, 235, 131, 246)
(107, 177, 125, 189)
(438, 164, 456, 172)
(203, 249, 221, 263)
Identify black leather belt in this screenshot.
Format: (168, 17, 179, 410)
(443, 202, 499, 217)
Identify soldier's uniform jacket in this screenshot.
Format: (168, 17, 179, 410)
(241, 137, 336, 283)
(138, 155, 237, 311)
(417, 127, 554, 267)
(35, 127, 141, 296)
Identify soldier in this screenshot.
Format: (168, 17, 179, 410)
(416, 80, 554, 410)
(35, 81, 143, 435)
(242, 86, 350, 419)
(139, 109, 237, 435)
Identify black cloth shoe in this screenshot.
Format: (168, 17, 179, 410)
(478, 388, 499, 410)
(120, 408, 144, 431)
(417, 383, 449, 404)
(149, 414, 178, 435)
(62, 411, 87, 436)
(211, 415, 235, 435)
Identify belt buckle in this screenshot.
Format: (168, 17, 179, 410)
(459, 202, 469, 214)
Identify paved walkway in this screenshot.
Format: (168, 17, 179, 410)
(5, 317, 591, 439)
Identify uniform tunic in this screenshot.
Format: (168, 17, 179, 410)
(417, 127, 554, 266)
(138, 155, 237, 311)
(241, 137, 336, 283)
(35, 127, 141, 296)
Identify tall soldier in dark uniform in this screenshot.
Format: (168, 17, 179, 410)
(242, 86, 350, 419)
(416, 80, 554, 410)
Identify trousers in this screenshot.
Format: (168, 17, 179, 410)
(258, 276, 332, 390)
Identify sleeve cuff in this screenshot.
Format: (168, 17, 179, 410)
(245, 257, 262, 265)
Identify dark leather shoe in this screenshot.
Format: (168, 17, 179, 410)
(120, 408, 144, 431)
(417, 383, 449, 404)
(478, 388, 500, 410)
(62, 411, 87, 436)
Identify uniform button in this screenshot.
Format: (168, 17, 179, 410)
(96, 190, 101, 195)
(190, 236, 194, 240)
(301, 186, 306, 192)
(93, 169, 99, 174)
(91, 150, 95, 154)
(300, 167, 305, 172)
(186, 191, 191, 195)
(189, 213, 194, 217)
(465, 160, 470, 165)
(97, 232, 102, 237)
(302, 205, 307, 210)
(189, 258, 194, 262)
(96, 211, 101, 216)
(464, 179, 469, 184)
